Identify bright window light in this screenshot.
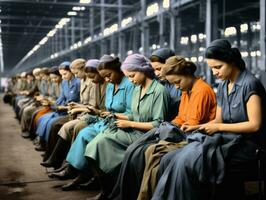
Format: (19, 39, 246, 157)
(224, 27, 237, 37)
(80, 0, 91, 4)
(180, 37, 189, 45)
(251, 22, 260, 32)
(84, 36, 92, 44)
(163, 0, 170, 9)
(240, 23, 248, 33)
(55, 24, 63, 29)
(68, 11, 77, 16)
(198, 33, 206, 40)
(191, 35, 197, 43)
(32, 45, 40, 52)
(77, 41, 82, 47)
(152, 44, 157, 50)
(241, 51, 248, 57)
(39, 37, 48, 45)
(256, 50, 261, 57)
(250, 51, 256, 57)
(110, 53, 115, 57)
(146, 3, 159, 16)
(121, 17, 133, 28)
(47, 29, 57, 37)
(198, 56, 204, 62)
(191, 57, 197, 62)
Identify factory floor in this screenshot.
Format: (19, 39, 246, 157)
(0, 95, 98, 200)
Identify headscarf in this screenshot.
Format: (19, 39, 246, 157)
(121, 54, 155, 78)
(205, 39, 245, 70)
(151, 48, 175, 61)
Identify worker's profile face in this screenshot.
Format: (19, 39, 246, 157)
(98, 69, 120, 84)
(165, 74, 190, 91)
(86, 72, 102, 83)
(151, 62, 164, 79)
(206, 58, 232, 81)
(59, 69, 72, 80)
(126, 71, 146, 85)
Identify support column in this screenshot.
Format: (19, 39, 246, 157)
(100, 0, 105, 56)
(90, 7, 94, 39)
(71, 18, 75, 46)
(118, 33, 125, 59)
(64, 24, 69, 50)
(80, 17, 84, 42)
(205, 0, 218, 84)
(158, 2, 164, 48)
(260, 0, 266, 88)
(141, 0, 149, 56)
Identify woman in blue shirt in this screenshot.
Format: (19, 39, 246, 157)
(35, 62, 80, 151)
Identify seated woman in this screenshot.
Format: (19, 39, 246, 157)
(85, 54, 171, 200)
(152, 39, 266, 200)
(34, 62, 80, 151)
(40, 58, 97, 163)
(50, 55, 134, 190)
(110, 56, 217, 200)
(40, 59, 106, 169)
(149, 48, 181, 121)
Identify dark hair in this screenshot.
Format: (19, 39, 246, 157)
(49, 66, 60, 76)
(41, 68, 50, 75)
(97, 57, 121, 71)
(85, 67, 98, 73)
(149, 55, 166, 64)
(205, 39, 246, 70)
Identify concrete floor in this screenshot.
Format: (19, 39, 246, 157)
(0, 96, 98, 200)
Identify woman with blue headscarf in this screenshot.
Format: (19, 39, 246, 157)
(35, 62, 80, 151)
(85, 54, 171, 199)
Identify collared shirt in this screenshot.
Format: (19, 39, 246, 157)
(217, 69, 266, 127)
(80, 77, 97, 106)
(127, 79, 170, 128)
(105, 76, 134, 114)
(173, 78, 217, 126)
(56, 76, 80, 106)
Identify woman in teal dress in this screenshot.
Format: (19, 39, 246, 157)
(53, 55, 135, 190)
(85, 54, 171, 200)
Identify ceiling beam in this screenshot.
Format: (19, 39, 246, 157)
(0, 23, 89, 30)
(0, 15, 61, 22)
(0, 0, 134, 9)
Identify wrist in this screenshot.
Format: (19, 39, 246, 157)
(130, 121, 135, 128)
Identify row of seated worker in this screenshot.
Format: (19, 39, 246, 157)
(4, 38, 266, 200)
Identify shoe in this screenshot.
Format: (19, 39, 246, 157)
(79, 177, 100, 190)
(21, 131, 31, 138)
(35, 143, 45, 151)
(51, 165, 77, 180)
(40, 137, 69, 169)
(61, 174, 87, 191)
(52, 161, 69, 173)
(33, 137, 40, 145)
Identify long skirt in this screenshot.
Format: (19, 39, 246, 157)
(66, 117, 113, 173)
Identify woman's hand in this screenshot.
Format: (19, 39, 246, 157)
(100, 111, 111, 118)
(198, 123, 220, 135)
(115, 120, 133, 128)
(180, 124, 200, 132)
